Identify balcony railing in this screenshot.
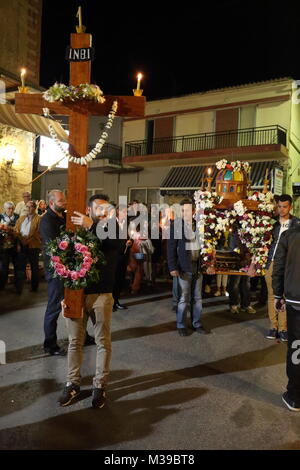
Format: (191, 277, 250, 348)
(89, 143, 122, 165)
(124, 125, 287, 157)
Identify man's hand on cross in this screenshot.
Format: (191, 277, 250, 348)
(71, 211, 93, 229)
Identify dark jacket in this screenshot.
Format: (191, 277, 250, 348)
(167, 219, 201, 274)
(0, 212, 19, 227)
(39, 208, 66, 279)
(272, 224, 300, 308)
(266, 215, 299, 269)
(85, 220, 121, 294)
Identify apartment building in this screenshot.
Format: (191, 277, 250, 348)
(40, 77, 300, 213)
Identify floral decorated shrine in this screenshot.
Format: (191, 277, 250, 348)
(195, 159, 276, 276)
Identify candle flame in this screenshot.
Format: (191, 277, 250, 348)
(21, 68, 26, 77)
(207, 167, 212, 176)
(137, 73, 143, 80)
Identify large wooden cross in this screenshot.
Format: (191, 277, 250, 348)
(15, 32, 145, 317)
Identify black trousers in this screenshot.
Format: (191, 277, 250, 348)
(113, 252, 128, 303)
(228, 275, 251, 308)
(286, 305, 300, 403)
(18, 247, 40, 291)
(0, 248, 23, 291)
(44, 277, 65, 349)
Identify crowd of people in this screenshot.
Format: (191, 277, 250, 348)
(1, 190, 300, 411)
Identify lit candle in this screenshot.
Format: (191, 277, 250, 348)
(265, 168, 268, 180)
(20, 68, 26, 87)
(77, 6, 82, 29)
(207, 167, 212, 176)
(136, 73, 142, 90)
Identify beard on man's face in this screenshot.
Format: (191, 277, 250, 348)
(53, 203, 65, 213)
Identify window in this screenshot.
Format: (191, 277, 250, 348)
(129, 187, 161, 205)
(86, 188, 104, 201)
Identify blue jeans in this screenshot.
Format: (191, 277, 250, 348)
(177, 272, 203, 329)
(172, 276, 181, 308)
(44, 277, 65, 349)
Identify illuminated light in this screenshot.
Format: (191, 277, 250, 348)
(136, 73, 143, 90)
(39, 134, 69, 169)
(20, 68, 26, 87)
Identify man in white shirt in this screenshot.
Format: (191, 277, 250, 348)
(15, 192, 31, 217)
(265, 194, 299, 342)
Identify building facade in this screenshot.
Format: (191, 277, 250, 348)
(40, 77, 300, 214)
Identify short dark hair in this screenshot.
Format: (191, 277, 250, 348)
(88, 194, 110, 206)
(273, 195, 280, 203)
(278, 194, 292, 204)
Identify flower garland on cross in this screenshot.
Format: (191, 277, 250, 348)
(43, 82, 118, 166)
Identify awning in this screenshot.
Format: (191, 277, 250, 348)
(0, 104, 68, 142)
(160, 161, 280, 194)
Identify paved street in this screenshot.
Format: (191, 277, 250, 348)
(0, 280, 299, 450)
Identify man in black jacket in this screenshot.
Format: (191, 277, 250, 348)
(39, 190, 67, 356)
(272, 223, 300, 411)
(265, 194, 299, 341)
(167, 199, 209, 337)
(58, 194, 120, 409)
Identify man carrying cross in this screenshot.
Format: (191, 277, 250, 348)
(58, 194, 120, 408)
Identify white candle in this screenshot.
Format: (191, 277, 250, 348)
(20, 68, 26, 87)
(136, 73, 142, 90)
(77, 6, 82, 29)
(207, 167, 212, 176)
(265, 168, 268, 180)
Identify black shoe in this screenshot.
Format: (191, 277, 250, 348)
(84, 333, 96, 346)
(265, 328, 278, 340)
(113, 303, 128, 310)
(44, 346, 66, 356)
(177, 328, 188, 337)
(282, 392, 300, 411)
(92, 388, 106, 409)
(194, 326, 210, 335)
(278, 330, 288, 343)
(58, 383, 81, 406)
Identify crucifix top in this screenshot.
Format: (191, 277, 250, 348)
(76, 6, 86, 33)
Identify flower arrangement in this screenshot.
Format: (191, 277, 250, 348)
(233, 193, 275, 274)
(43, 82, 106, 104)
(194, 183, 276, 274)
(216, 159, 250, 173)
(194, 190, 224, 269)
(46, 228, 105, 289)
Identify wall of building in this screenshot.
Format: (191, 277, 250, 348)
(255, 100, 290, 130)
(123, 79, 293, 144)
(175, 110, 214, 136)
(0, 0, 42, 85)
(0, 124, 34, 210)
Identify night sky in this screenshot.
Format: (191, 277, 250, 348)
(40, 0, 300, 100)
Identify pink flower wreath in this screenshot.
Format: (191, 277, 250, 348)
(46, 228, 104, 289)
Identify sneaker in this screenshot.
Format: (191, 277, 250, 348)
(240, 306, 256, 314)
(214, 290, 221, 297)
(204, 285, 211, 294)
(282, 392, 300, 411)
(230, 305, 239, 314)
(177, 328, 188, 337)
(92, 388, 106, 409)
(58, 383, 80, 406)
(266, 328, 278, 340)
(194, 326, 211, 335)
(44, 346, 66, 356)
(278, 330, 288, 342)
